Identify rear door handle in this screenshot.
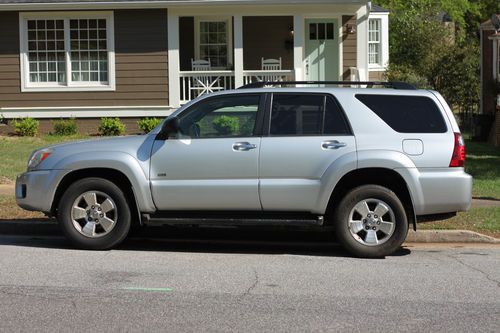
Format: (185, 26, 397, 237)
(233, 142, 257, 151)
(322, 140, 347, 150)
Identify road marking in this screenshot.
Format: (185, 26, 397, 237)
(123, 287, 173, 292)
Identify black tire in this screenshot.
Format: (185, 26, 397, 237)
(57, 177, 131, 250)
(333, 185, 408, 258)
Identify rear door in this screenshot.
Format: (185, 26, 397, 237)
(259, 93, 356, 212)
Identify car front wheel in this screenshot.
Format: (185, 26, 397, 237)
(57, 177, 131, 250)
(333, 185, 409, 258)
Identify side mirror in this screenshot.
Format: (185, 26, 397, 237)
(158, 116, 180, 140)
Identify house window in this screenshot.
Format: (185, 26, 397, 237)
(368, 19, 381, 66)
(196, 19, 231, 69)
(20, 12, 115, 92)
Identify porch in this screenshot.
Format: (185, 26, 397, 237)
(167, 4, 368, 106)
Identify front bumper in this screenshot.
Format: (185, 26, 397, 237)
(16, 169, 70, 213)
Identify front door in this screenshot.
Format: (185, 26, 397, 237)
(150, 94, 264, 211)
(305, 19, 339, 81)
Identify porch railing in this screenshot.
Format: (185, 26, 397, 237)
(179, 69, 295, 104)
(243, 70, 295, 85)
(179, 70, 235, 104)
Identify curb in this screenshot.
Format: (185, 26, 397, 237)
(0, 220, 499, 244)
(406, 229, 500, 244)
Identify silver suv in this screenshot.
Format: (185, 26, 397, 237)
(16, 82, 472, 257)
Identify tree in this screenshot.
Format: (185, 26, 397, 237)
(373, 0, 492, 125)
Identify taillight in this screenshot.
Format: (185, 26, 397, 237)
(449, 133, 465, 167)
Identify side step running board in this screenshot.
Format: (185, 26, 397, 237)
(142, 213, 324, 227)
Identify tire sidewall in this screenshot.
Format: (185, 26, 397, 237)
(334, 185, 408, 258)
(57, 178, 131, 250)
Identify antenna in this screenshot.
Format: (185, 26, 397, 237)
(492, 14, 500, 33)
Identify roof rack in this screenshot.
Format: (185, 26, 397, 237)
(239, 81, 417, 90)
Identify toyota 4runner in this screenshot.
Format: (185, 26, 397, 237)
(16, 81, 472, 257)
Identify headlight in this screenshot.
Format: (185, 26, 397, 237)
(27, 148, 53, 170)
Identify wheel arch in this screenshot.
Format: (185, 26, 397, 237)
(51, 168, 143, 226)
(326, 168, 416, 229)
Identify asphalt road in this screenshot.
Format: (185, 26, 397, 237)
(0, 229, 499, 333)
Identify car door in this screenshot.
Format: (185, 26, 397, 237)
(150, 94, 264, 211)
(259, 93, 356, 212)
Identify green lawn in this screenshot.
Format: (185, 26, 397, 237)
(0, 135, 90, 183)
(419, 206, 500, 239)
(464, 140, 500, 199)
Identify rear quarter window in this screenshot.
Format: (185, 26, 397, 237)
(355, 94, 447, 133)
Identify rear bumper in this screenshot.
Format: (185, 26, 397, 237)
(414, 168, 472, 215)
(16, 169, 70, 213)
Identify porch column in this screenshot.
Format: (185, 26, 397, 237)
(168, 12, 181, 108)
(293, 14, 304, 81)
(356, 4, 369, 81)
(233, 15, 244, 88)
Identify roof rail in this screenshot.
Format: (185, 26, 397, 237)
(239, 81, 417, 90)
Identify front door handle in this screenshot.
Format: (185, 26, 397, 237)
(233, 142, 257, 151)
(322, 140, 347, 150)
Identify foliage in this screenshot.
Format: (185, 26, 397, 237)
(137, 117, 162, 134)
(11, 117, 39, 137)
(212, 116, 240, 135)
(428, 42, 480, 117)
(52, 118, 78, 136)
(384, 64, 430, 89)
(373, 0, 495, 124)
(98, 117, 125, 136)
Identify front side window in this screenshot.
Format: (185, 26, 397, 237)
(368, 19, 381, 66)
(179, 95, 260, 138)
(197, 20, 229, 69)
(20, 12, 114, 91)
(270, 94, 351, 136)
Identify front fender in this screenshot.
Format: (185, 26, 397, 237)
(52, 151, 156, 212)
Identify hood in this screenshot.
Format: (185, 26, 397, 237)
(35, 134, 157, 170)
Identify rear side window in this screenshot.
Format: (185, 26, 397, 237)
(355, 94, 447, 133)
(270, 94, 351, 136)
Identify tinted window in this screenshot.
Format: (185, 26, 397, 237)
(356, 94, 447, 133)
(179, 95, 260, 138)
(270, 94, 350, 136)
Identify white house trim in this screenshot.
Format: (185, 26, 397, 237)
(19, 11, 116, 92)
(233, 15, 244, 87)
(368, 11, 389, 71)
(0, 106, 175, 119)
(293, 13, 304, 81)
(168, 11, 181, 108)
(356, 4, 368, 81)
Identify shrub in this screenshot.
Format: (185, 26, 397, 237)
(212, 116, 239, 135)
(12, 117, 39, 137)
(53, 118, 78, 136)
(98, 117, 125, 136)
(137, 117, 162, 134)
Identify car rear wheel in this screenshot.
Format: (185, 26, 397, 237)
(57, 177, 131, 250)
(333, 185, 408, 258)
